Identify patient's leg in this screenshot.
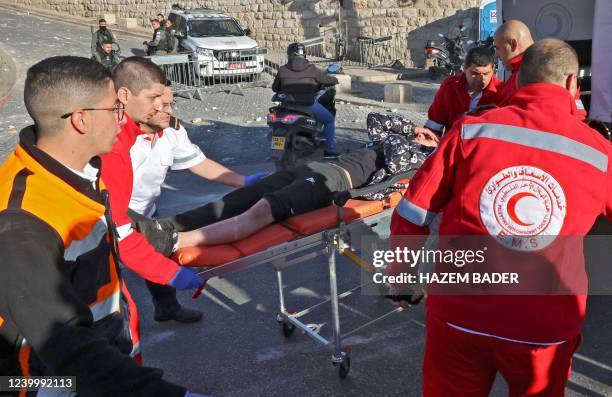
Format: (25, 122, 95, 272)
(163, 170, 295, 232)
(177, 198, 275, 247)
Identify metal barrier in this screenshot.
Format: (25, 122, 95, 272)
(269, 36, 340, 71)
(354, 33, 408, 68)
(266, 30, 409, 77)
(149, 48, 270, 98)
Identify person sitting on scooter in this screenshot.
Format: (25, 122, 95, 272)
(272, 42, 340, 159)
(415, 46, 505, 147)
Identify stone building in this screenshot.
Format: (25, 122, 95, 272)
(13, 0, 481, 66)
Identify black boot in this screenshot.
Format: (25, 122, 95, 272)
(146, 280, 203, 323)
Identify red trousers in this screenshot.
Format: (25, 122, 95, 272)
(423, 315, 582, 397)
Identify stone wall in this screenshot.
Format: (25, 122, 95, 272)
(12, 0, 480, 67)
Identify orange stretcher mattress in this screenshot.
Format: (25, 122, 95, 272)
(173, 181, 408, 267)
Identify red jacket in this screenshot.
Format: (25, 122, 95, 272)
(425, 72, 504, 134)
(101, 115, 179, 284)
(499, 55, 587, 120)
(391, 83, 612, 343)
(496, 55, 523, 106)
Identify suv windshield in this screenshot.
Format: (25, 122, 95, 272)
(188, 18, 244, 37)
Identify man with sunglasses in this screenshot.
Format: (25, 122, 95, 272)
(126, 86, 268, 322)
(0, 56, 202, 396)
(100, 57, 204, 354)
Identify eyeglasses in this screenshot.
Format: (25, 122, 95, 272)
(160, 100, 176, 113)
(61, 103, 125, 122)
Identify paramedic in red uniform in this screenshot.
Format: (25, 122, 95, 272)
(390, 39, 612, 396)
(414, 46, 504, 146)
(101, 57, 204, 358)
(494, 19, 587, 119)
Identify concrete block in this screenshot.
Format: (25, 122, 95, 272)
(334, 73, 351, 93)
(99, 14, 116, 25)
(117, 17, 138, 29)
(384, 83, 412, 103)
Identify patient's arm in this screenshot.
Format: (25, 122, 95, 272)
(177, 199, 275, 247)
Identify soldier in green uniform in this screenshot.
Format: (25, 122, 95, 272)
(144, 19, 168, 55)
(92, 40, 120, 71)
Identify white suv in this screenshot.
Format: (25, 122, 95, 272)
(167, 7, 266, 79)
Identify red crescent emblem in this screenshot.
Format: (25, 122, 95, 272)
(506, 192, 537, 226)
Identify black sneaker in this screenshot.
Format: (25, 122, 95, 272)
(154, 306, 203, 323)
(323, 150, 340, 160)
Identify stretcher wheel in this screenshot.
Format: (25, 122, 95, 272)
(338, 356, 351, 379)
(282, 322, 296, 337)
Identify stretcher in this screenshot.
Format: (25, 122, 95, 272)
(173, 173, 412, 378)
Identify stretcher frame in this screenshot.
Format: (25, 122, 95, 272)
(192, 173, 412, 378)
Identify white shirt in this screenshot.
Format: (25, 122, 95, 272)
(68, 163, 99, 190)
(468, 91, 483, 111)
(129, 123, 205, 216)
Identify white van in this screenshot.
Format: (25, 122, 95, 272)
(167, 7, 266, 79)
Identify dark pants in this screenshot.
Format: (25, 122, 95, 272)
(145, 280, 179, 312)
(144, 210, 179, 312)
(165, 161, 350, 232)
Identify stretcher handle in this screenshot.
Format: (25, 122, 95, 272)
(192, 280, 207, 299)
(333, 171, 412, 207)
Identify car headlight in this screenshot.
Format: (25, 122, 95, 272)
(196, 47, 213, 57)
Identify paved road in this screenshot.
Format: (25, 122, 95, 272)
(0, 5, 611, 396)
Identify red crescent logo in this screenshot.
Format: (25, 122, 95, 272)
(507, 192, 537, 226)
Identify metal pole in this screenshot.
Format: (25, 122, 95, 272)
(327, 233, 342, 359)
(276, 270, 286, 314)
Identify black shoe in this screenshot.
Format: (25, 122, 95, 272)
(324, 150, 340, 160)
(154, 306, 203, 323)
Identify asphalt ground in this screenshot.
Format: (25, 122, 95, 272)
(0, 5, 610, 396)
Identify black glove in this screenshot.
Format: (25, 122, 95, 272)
(384, 284, 424, 307)
(128, 209, 178, 257)
(385, 293, 424, 306)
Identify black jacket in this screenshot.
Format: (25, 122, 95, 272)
(272, 57, 338, 104)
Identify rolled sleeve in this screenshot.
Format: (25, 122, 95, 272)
(169, 125, 206, 170)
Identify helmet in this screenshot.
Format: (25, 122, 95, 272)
(287, 42, 306, 58)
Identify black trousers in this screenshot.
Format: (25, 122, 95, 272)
(164, 161, 350, 232)
(145, 280, 179, 312)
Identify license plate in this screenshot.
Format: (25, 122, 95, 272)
(271, 136, 286, 150)
(228, 62, 245, 69)
(426, 58, 435, 68)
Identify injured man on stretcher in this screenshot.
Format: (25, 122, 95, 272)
(131, 114, 434, 252)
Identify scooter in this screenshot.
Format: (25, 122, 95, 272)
(475, 35, 494, 52)
(425, 25, 469, 79)
(267, 87, 336, 171)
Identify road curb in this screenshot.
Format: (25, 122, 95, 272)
(0, 1, 150, 39)
(0, 44, 16, 105)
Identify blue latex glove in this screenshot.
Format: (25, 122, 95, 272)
(244, 171, 270, 187)
(169, 267, 203, 290)
(185, 392, 209, 397)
